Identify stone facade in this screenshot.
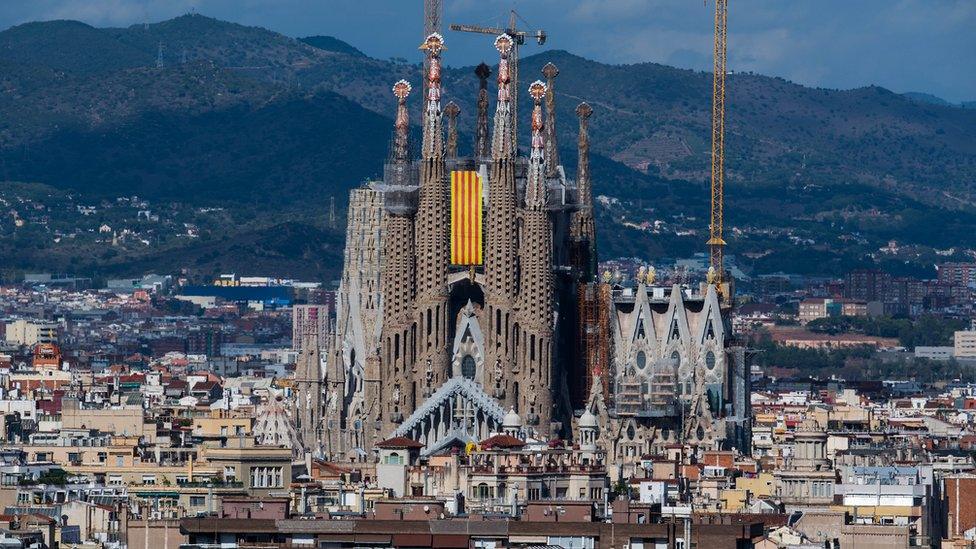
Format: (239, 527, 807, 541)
(317, 32, 746, 463)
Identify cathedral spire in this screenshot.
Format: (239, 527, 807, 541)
(474, 63, 491, 159)
(419, 33, 446, 159)
(576, 102, 593, 207)
(391, 80, 412, 164)
(571, 101, 597, 282)
(491, 34, 515, 160)
(525, 80, 548, 210)
(542, 62, 560, 177)
(444, 101, 460, 159)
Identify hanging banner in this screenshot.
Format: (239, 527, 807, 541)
(450, 170, 483, 266)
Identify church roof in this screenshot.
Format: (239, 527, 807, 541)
(376, 436, 424, 449)
(480, 434, 526, 449)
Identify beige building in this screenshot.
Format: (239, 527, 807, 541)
(3, 319, 58, 346)
(953, 329, 976, 359)
(199, 441, 293, 498)
(61, 399, 154, 439)
(773, 420, 836, 506)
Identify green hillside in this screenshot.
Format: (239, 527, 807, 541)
(0, 14, 973, 283)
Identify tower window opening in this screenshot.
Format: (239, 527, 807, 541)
(461, 355, 476, 380)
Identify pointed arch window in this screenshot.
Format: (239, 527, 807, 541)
(461, 355, 476, 379)
(636, 318, 646, 340)
(704, 315, 716, 341)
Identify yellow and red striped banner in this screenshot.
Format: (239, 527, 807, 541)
(451, 170, 483, 266)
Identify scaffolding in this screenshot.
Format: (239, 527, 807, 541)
(576, 282, 612, 409)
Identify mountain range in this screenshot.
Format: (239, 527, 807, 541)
(0, 14, 973, 284)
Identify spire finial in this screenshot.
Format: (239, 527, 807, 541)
(525, 80, 547, 210)
(542, 62, 560, 176)
(444, 101, 460, 159)
(391, 80, 412, 164)
(474, 63, 491, 159)
(491, 34, 515, 160)
(420, 33, 446, 159)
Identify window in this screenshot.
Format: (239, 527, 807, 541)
(547, 537, 594, 549)
(705, 351, 716, 370)
(251, 467, 283, 488)
(108, 475, 123, 486)
(115, 456, 124, 467)
(142, 475, 157, 485)
(189, 496, 206, 507)
(461, 355, 476, 379)
(636, 351, 647, 370)
(384, 452, 403, 465)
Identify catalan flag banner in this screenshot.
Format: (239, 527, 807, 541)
(451, 170, 483, 266)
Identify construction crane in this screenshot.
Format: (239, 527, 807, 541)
(449, 10, 547, 149)
(706, 0, 729, 298)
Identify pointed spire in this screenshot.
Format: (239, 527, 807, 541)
(391, 80, 412, 164)
(525, 80, 548, 210)
(474, 63, 491, 159)
(576, 102, 593, 208)
(542, 62, 560, 177)
(491, 34, 515, 160)
(444, 101, 460, 159)
(419, 33, 446, 159)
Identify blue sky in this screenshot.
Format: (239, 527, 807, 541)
(1, 0, 973, 103)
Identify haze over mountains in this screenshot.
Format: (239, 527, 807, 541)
(0, 14, 974, 282)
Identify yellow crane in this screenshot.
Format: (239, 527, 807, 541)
(706, 0, 729, 297)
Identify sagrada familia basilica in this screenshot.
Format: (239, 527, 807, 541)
(291, 32, 752, 468)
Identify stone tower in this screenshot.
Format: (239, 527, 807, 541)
(571, 102, 597, 281)
(483, 34, 520, 409)
(380, 80, 418, 431)
(515, 80, 555, 433)
(293, 325, 324, 453)
(413, 33, 452, 404)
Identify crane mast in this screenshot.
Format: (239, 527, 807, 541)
(707, 0, 729, 296)
(449, 10, 546, 152)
